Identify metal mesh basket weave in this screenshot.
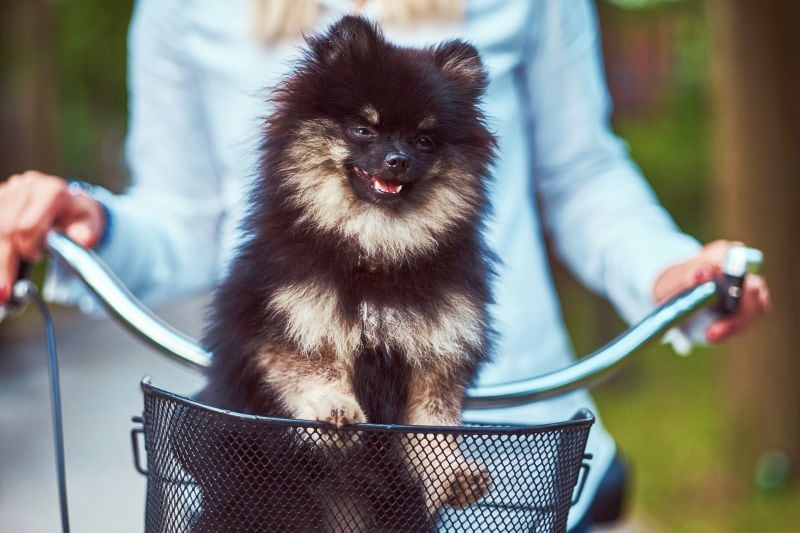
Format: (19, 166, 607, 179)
(133, 379, 594, 533)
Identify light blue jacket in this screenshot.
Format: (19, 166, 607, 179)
(47, 0, 700, 525)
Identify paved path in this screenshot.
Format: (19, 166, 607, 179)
(0, 297, 206, 533)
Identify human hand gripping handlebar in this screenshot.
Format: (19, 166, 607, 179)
(465, 245, 763, 409)
(4, 232, 764, 409)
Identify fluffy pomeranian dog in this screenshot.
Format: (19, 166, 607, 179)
(192, 15, 496, 532)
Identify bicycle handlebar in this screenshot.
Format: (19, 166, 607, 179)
(463, 281, 718, 408)
(44, 233, 211, 371)
(5, 232, 763, 409)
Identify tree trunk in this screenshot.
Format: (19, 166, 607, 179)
(708, 0, 800, 482)
(0, 0, 58, 178)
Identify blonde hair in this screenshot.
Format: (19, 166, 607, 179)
(249, 0, 464, 42)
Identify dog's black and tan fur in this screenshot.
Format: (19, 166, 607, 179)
(194, 16, 496, 531)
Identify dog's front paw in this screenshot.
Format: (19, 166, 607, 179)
(423, 460, 492, 512)
(295, 392, 365, 451)
(297, 391, 366, 427)
(441, 461, 492, 509)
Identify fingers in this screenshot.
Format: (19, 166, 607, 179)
(691, 262, 720, 286)
(653, 259, 720, 303)
(653, 240, 746, 303)
(707, 274, 771, 343)
(0, 239, 17, 303)
(58, 192, 105, 248)
(64, 222, 97, 248)
(0, 171, 70, 304)
(0, 176, 29, 303)
(11, 180, 67, 259)
(0, 174, 34, 230)
(702, 239, 743, 264)
(1, 172, 65, 259)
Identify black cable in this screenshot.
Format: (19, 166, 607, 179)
(24, 283, 71, 533)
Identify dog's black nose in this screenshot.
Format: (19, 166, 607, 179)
(384, 152, 409, 171)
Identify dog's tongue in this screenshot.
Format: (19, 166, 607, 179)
(371, 176, 403, 194)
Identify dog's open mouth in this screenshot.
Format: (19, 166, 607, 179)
(353, 166, 403, 195)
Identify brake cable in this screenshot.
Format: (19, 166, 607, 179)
(11, 280, 71, 533)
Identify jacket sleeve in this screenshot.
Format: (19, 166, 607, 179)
(523, 0, 700, 322)
(45, 0, 224, 310)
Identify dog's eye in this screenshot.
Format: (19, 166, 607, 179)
(353, 127, 374, 137)
(415, 135, 434, 149)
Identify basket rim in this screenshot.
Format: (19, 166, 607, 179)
(141, 376, 595, 436)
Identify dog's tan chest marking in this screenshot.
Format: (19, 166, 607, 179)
(268, 281, 361, 360)
(359, 291, 484, 367)
(269, 280, 483, 367)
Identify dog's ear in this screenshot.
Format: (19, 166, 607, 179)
(433, 40, 487, 95)
(308, 15, 381, 64)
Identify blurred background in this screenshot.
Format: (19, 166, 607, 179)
(1, 0, 798, 531)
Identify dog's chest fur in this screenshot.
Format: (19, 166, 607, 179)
(270, 274, 484, 369)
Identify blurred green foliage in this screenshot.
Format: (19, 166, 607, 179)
(612, 1, 711, 240)
(54, 0, 133, 189)
(595, 341, 800, 531)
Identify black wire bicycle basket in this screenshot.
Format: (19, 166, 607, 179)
(132, 378, 594, 533)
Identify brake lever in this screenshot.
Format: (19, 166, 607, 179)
(714, 246, 764, 315)
(466, 245, 765, 407)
